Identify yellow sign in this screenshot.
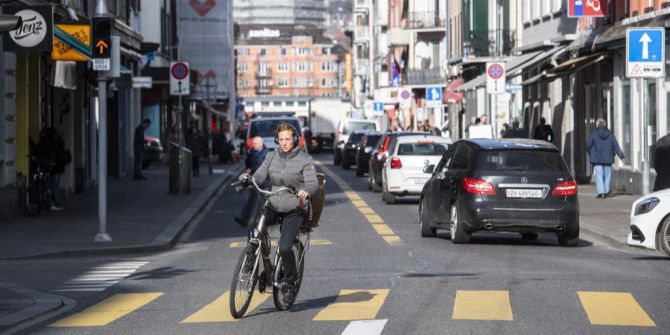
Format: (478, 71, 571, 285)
(52, 23, 90, 62)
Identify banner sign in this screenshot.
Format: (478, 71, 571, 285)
(52, 23, 90, 61)
(568, 0, 607, 17)
(3, 6, 53, 52)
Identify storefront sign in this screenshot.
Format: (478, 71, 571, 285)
(52, 23, 90, 61)
(3, 6, 53, 52)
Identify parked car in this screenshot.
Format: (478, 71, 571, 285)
(627, 188, 670, 256)
(381, 134, 451, 204)
(247, 115, 303, 151)
(341, 130, 370, 170)
(333, 119, 378, 165)
(143, 136, 163, 169)
(368, 132, 430, 192)
(355, 132, 382, 177)
(419, 139, 579, 247)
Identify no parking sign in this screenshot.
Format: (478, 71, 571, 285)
(170, 61, 190, 96)
(486, 62, 505, 94)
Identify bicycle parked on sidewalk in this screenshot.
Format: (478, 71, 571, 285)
(19, 151, 53, 216)
(229, 174, 324, 318)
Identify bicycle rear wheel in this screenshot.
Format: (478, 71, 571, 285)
(229, 244, 259, 319)
(272, 240, 305, 310)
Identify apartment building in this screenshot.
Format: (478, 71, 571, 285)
(233, 0, 327, 26)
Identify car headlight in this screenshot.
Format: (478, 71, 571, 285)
(634, 197, 660, 216)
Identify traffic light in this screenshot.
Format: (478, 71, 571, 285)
(0, 14, 21, 32)
(91, 17, 111, 59)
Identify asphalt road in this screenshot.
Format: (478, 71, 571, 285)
(10, 153, 670, 335)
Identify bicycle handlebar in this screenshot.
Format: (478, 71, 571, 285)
(231, 175, 297, 198)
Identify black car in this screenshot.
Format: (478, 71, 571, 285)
(367, 132, 430, 192)
(355, 132, 382, 177)
(341, 131, 369, 170)
(419, 139, 579, 246)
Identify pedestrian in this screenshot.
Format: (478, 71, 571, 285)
(586, 118, 625, 198)
(187, 127, 205, 177)
(479, 114, 488, 125)
(134, 119, 151, 180)
(503, 120, 528, 138)
(37, 127, 71, 210)
(653, 132, 670, 191)
(533, 117, 555, 142)
(235, 136, 269, 227)
(500, 123, 509, 138)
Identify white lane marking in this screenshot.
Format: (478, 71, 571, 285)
(52, 261, 147, 292)
(341, 319, 388, 335)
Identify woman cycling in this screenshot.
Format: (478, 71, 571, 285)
(239, 123, 318, 304)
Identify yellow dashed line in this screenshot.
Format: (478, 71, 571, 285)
(351, 200, 367, 207)
(382, 235, 403, 245)
(371, 223, 394, 236)
(358, 207, 375, 215)
(345, 192, 361, 201)
(313, 289, 389, 321)
(49, 293, 163, 327)
(364, 214, 384, 224)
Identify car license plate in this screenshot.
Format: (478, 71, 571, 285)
(506, 189, 543, 198)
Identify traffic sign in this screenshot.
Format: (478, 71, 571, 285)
(425, 86, 443, 107)
(486, 62, 506, 94)
(91, 17, 111, 71)
(399, 87, 411, 108)
(568, 0, 607, 17)
(626, 28, 665, 78)
(170, 61, 190, 95)
(373, 101, 384, 116)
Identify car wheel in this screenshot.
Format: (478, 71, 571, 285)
(521, 233, 538, 241)
(356, 165, 364, 177)
(381, 180, 387, 202)
(450, 204, 470, 244)
(334, 151, 341, 166)
(371, 172, 382, 192)
(367, 173, 373, 190)
(658, 217, 670, 256)
(420, 198, 436, 237)
(557, 230, 579, 247)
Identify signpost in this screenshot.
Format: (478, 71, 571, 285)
(170, 61, 190, 194)
(486, 62, 505, 94)
(626, 27, 665, 194)
(425, 86, 443, 107)
(399, 87, 411, 109)
(373, 101, 384, 116)
(568, 0, 607, 17)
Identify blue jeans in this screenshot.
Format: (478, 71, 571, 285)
(594, 164, 612, 195)
(50, 173, 62, 207)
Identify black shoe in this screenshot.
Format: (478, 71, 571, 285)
(234, 217, 247, 226)
(596, 194, 603, 199)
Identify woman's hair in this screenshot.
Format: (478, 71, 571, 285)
(275, 123, 297, 138)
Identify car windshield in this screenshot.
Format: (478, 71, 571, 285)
(344, 122, 376, 134)
(365, 135, 382, 147)
(348, 133, 366, 144)
(476, 150, 568, 173)
(249, 119, 302, 138)
(397, 143, 448, 156)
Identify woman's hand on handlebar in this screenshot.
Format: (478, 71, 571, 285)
(238, 172, 251, 182)
(297, 189, 309, 199)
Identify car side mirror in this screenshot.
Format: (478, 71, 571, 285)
(423, 164, 435, 174)
(364, 147, 372, 154)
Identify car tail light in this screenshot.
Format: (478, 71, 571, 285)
(246, 138, 253, 149)
(390, 156, 402, 169)
(463, 177, 496, 195)
(552, 180, 577, 196)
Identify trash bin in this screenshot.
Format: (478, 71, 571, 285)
(169, 142, 192, 194)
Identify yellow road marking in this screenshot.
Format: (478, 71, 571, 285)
(371, 223, 394, 236)
(382, 235, 403, 245)
(577, 291, 655, 327)
(452, 290, 513, 321)
(313, 289, 389, 321)
(345, 192, 361, 201)
(364, 214, 384, 224)
(229, 239, 333, 248)
(182, 291, 270, 323)
(351, 200, 367, 207)
(49, 293, 163, 327)
(358, 207, 375, 215)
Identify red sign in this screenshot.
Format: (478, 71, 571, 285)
(568, 0, 607, 17)
(487, 64, 504, 79)
(189, 0, 216, 17)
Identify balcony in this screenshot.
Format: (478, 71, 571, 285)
(404, 69, 445, 86)
(255, 69, 272, 78)
(354, 26, 370, 42)
(255, 85, 272, 94)
(407, 11, 444, 30)
(388, 28, 411, 45)
(463, 29, 515, 58)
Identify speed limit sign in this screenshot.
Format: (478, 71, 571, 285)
(170, 61, 190, 96)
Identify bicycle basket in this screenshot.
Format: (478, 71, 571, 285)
(304, 173, 326, 228)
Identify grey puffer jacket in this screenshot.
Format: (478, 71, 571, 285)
(252, 147, 319, 213)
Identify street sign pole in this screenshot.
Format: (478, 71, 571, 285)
(641, 78, 650, 195)
(94, 0, 111, 242)
(178, 80, 183, 195)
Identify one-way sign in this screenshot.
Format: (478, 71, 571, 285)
(626, 28, 665, 78)
(425, 86, 442, 107)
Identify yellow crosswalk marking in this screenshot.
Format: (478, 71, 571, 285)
(345, 192, 361, 201)
(358, 207, 375, 215)
(452, 290, 513, 321)
(371, 223, 394, 235)
(382, 235, 403, 245)
(49, 293, 163, 327)
(364, 214, 384, 223)
(351, 200, 367, 207)
(314, 289, 389, 321)
(230, 239, 332, 248)
(182, 291, 270, 323)
(577, 291, 655, 327)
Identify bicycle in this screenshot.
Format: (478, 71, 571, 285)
(20, 151, 53, 216)
(229, 176, 311, 318)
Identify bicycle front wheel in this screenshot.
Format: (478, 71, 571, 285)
(272, 240, 305, 310)
(229, 244, 259, 319)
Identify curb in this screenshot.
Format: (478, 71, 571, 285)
(3, 165, 245, 261)
(0, 282, 76, 335)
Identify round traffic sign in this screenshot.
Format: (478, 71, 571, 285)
(488, 63, 504, 79)
(171, 62, 189, 80)
(400, 90, 411, 99)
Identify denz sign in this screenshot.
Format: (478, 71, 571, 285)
(3, 6, 53, 52)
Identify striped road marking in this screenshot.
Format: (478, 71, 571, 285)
(181, 291, 270, 323)
(341, 319, 388, 335)
(452, 290, 514, 321)
(51, 261, 147, 292)
(577, 291, 655, 327)
(229, 239, 333, 248)
(49, 293, 163, 327)
(315, 161, 403, 246)
(314, 289, 389, 321)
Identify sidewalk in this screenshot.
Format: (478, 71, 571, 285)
(577, 184, 638, 248)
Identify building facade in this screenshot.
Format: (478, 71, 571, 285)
(233, 0, 327, 26)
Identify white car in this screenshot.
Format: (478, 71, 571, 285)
(334, 119, 379, 165)
(627, 188, 670, 256)
(381, 135, 451, 204)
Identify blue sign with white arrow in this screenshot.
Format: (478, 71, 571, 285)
(626, 28, 665, 78)
(425, 86, 443, 106)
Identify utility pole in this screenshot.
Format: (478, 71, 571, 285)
(203, 77, 217, 175)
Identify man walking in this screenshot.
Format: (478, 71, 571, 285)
(38, 127, 71, 210)
(235, 136, 269, 227)
(533, 117, 554, 142)
(586, 118, 625, 198)
(134, 119, 151, 180)
(187, 127, 205, 177)
(653, 132, 670, 191)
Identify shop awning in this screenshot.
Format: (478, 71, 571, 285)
(521, 52, 606, 85)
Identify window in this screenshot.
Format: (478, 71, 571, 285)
(286, 101, 295, 107)
(397, 143, 449, 156)
(278, 78, 289, 88)
(239, 78, 248, 88)
(260, 48, 267, 55)
(321, 78, 328, 87)
(295, 62, 313, 72)
(298, 101, 307, 106)
(277, 63, 289, 72)
(238, 62, 248, 72)
(321, 61, 336, 72)
(280, 48, 287, 55)
(323, 47, 331, 55)
(258, 62, 268, 74)
(451, 143, 471, 170)
(237, 48, 249, 56)
(261, 101, 270, 107)
(522, 0, 531, 23)
(552, 0, 562, 12)
(296, 47, 312, 56)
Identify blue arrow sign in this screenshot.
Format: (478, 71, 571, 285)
(426, 87, 442, 102)
(626, 28, 665, 78)
(373, 102, 384, 112)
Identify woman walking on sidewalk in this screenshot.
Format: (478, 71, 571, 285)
(586, 118, 625, 198)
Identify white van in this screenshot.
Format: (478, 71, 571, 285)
(333, 119, 379, 165)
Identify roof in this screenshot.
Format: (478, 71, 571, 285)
(464, 139, 559, 151)
(396, 134, 452, 143)
(236, 24, 334, 46)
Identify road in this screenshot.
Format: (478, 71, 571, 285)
(9, 153, 670, 335)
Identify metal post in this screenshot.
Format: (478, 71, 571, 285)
(641, 78, 650, 194)
(569, 73, 576, 177)
(178, 81, 183, 195)
(94, 0, 111, 242)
